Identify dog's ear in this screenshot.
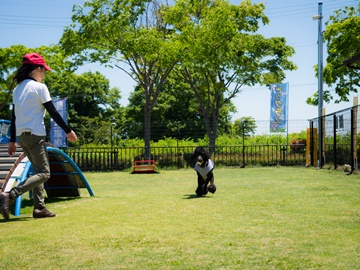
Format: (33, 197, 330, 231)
(192, 146, 212, 163)
(199, 147, 210, 161)
(191, 149, 198, 162)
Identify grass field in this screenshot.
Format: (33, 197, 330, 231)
(1, 167, 359, 269)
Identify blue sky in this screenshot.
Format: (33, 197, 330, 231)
(1, 0, 358, 122)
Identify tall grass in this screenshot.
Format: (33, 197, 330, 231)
(1, 167, 359, 269)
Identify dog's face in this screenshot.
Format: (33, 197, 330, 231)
(196, 155, 207, 168)
(192, 147, 210, 168)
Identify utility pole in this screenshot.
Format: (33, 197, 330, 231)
(313, 2, 323, 167)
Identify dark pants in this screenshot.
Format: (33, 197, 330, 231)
(10, 134, 50, 208)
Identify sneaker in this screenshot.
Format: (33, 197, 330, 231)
(33, 207, 56, 218)
(0, 192, 14, 220)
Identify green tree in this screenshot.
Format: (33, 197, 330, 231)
(164, 0, 296, 153)
(0, 45, 27, 115)
(46, 71, 123, 144)
(0, 45, 67, 116)
(60, 0, 183, 156)
(0, 45, 124, 144)
(124, 71, 235, 141)
(307, 2, 360, 105)
(232, 116, 257, 138)
(124, 82, 207, 140)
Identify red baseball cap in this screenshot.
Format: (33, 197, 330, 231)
(22, 52, 52, 71)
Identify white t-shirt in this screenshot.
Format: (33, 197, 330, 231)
(194, 159, 214, 180)
(12, 79, 52, 136)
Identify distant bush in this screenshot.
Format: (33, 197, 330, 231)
(79, 131, 309, 148)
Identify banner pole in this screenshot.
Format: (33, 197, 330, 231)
(286, 82, 289, 157)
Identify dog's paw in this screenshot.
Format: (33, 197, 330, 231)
(196, 184, 208, 197)
(196, 187, 203, 197)
(208, 184, 216, 194)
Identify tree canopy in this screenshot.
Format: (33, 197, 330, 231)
(308, 2, 360, 105)
(124, 70, 235, 141)
(60, 0, 183, 154)
(59, 0, 297, 151)
(46, 71, 123, 144)
(232, 116, 257, 138)
(0, 45, 124, 145)
(164, 0, 296, 152)
(0, 45, 63, 114)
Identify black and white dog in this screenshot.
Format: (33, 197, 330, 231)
(191, 147, 216, 197)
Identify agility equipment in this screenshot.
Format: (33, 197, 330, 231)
(1, 145, 94, 216)
(131, 160, 159, 174)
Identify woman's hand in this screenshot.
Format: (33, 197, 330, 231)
(8, 142, 17, 157)
(66, 130, 78, 143)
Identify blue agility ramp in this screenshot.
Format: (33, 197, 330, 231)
(44, 147, 94, 198)
(4, 146, 94, 216)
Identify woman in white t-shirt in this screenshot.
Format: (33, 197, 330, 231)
(0, 53, 77, 220)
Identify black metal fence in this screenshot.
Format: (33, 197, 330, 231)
(66, 144, 307, 172)
(62, 104, 360, 173)
(308, 104, 359, 171)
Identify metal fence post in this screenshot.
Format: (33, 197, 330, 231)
(351, 108, 355, 172)
(333, 114, 337, 169)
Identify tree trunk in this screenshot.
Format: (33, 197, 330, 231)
(203, 112, 218, 156)
(208, 133, 217, 156)
(144, 99, 151, 159)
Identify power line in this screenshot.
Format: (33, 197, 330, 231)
(0, 2, 73, 9)
(0, 0, 357, 29)
(0, 14, 70, 20)
(0, 19, 69, 25)
(263, 0, 356, 14)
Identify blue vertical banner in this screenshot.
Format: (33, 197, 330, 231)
(50, 98, 68, 147)
(270, 83, 289, 133)
(0, 120, 11, 144)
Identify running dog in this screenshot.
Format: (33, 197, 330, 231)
(191, 147, 216, 197)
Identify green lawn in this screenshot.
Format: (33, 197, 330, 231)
(1, 167, 359, 269)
